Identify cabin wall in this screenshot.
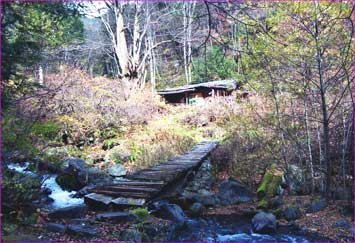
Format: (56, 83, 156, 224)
(162, 87, 235, 104)
(163, 93, 186, 103)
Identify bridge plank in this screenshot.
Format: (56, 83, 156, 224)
(88, 189, 151, 198)
(85, 141, 218, 207)
(103, 181, 165, 187)
(94, 186, 160, 193)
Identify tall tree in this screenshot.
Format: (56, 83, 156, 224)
(1, 1, 83, 107)
(97, 1, 171, 98)
(242, 2, 354, 196)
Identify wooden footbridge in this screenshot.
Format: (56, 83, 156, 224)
(84, 141, 218, 208)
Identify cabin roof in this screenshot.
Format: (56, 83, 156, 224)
(157, 79, 237, 95)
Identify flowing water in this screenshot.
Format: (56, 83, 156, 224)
(41, 175, 84, 208)
(7, 163, 330, 242)
(7, 162, 84, 209)
(7, 162, 35, 176)
(174, 215, 328, 242)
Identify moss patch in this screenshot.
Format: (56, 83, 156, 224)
(256, 164, 284, 211)
(257, 198, 269, 210)
(272, 208, 283, 218)
(130, 207, 150, 222)
(257, 164, 283, 198)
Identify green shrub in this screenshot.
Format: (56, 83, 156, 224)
(192, 45, 239, 82)
(2, 222, 18, 234)
(129, 142, 144, 162)
(100, 128, 119, 140)
(2, 113, 39, 155)
(130, 207, 150, 222)
(2, 168, 41, 217)
(102, 139, 120, 150)
(31, 121, 60, 139)
(41, 153, 62, 165)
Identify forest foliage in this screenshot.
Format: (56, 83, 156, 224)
(1, 1, 354, 205)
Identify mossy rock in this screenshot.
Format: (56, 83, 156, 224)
(105, 145, 131, 164)
(283, 206, 301, 221)
(257, 164, 284, 199)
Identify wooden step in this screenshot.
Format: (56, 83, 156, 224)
(127, 174, 175, 182)
(97, 186, 160, 193)
(88, 189, 152, 198)
(104, 181, 165, 187)
(111, 197, 146, 206)
(85, 141, 219, 206)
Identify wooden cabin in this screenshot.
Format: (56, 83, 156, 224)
(157, 80, 238, 104)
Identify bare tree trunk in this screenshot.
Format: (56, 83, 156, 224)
(183, 2, 195, 85)
(183, 2, 189, 84)
(149, 50, 155, 91)
(271, 77, 288, 167)
(303, 80, 315, 193)
(341, 110, 352, 193)
(98, 1, 149, 99)
(38, 65, 44, 85)
(290, 97, 303, 167)
(314, 2, 331, 197)
(187, 1, 195, 84)
(310, 89, 323, 168)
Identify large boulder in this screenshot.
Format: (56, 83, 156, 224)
(55, 173, 84, 191)
(332, 219, 352, 229)
(283, 206, 301, 221)
(182, 190, 220, 207)
(218, 180, 255, 205)
(44, 223, 67, 233)
(2, 150, 29, 163)
(286, 164, 304, 194)
(339, 204, 354, 217)
(56, 158, 89, 190)
(105, 145, 131, 164)
(67, 224, 99, 237)
(108, 164, 127, 177)
(306, 198, 327, 213)
(270, 197, 284, 209)
(151, 202, 186, 226)
(189, 202, 204, 217)
(333, 187, 354, 201)
(252, 212, 277, 233)
(64, 157, 88, 174)
(56, 158, 112, 191)
(195, 194, 220, 207)
(143, 219, 180, 242)
(120, 229, 142, 242)
(257, 165, 284, 199)
(48, 205, 87, 219)
(96, 211, 137, 223)
(35, 159, 62, 174)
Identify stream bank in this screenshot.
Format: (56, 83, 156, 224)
(2, 159, 353, 242)
(5, 162, 84, 209)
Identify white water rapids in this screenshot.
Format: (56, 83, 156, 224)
(7, 162, 84, 209)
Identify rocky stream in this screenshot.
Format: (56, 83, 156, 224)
(3, 159, 341, 242)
